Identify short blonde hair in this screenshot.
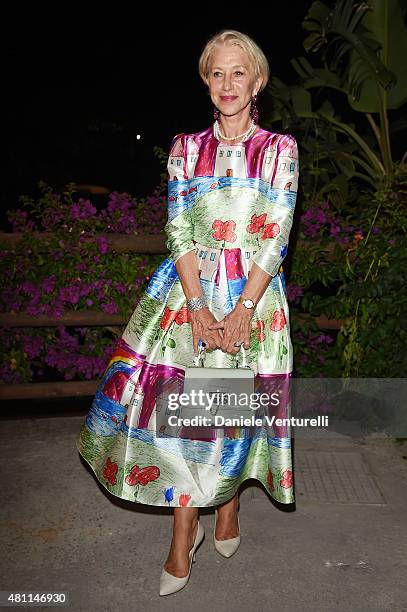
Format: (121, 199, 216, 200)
(198, 29, 270, 92)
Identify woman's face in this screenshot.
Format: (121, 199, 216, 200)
(207, 44, 262, 119)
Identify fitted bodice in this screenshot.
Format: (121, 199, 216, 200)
(167, 125, 298, 185)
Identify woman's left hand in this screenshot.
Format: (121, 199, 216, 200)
(207, 303, 252, 354)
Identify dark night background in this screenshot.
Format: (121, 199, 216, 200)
(2, 7, 311, 227)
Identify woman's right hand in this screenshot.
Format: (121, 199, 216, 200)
(189, 307, 223, 355)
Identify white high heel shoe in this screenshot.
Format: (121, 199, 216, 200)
(214, 509, 241, 558)
(159, 521, 205, 596)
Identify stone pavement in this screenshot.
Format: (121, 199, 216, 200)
(1, 412, 407, 611)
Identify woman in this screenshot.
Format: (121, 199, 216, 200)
(76, 29, 299, 596)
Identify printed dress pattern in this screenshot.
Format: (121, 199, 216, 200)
(76, 125, 299, 507)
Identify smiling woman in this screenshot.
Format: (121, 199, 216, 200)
(76, 28, 299, 597)
(203, 36, 268, 141)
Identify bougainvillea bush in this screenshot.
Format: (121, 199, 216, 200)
(1, 181, 166, 383)
(288, 163, 407, 378)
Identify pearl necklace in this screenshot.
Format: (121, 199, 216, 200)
(213, 119, 258, 143)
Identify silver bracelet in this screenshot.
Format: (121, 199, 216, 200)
(186, 295, 207, 312)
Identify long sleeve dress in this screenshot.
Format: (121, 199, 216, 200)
(76, 124, 299, 507)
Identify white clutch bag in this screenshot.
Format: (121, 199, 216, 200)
(181, 342, 255, 422)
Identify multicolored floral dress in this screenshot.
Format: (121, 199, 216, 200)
(76, 125, 299, 507)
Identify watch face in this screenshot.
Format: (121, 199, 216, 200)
(243, 299, 254, 308)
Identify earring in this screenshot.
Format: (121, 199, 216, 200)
(249, 94, 259, 124)
(213, 106, 220, 120)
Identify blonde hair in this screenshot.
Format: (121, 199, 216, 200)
(198, 29, 270, 93)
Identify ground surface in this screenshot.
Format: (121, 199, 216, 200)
(1, 414, 407, 611)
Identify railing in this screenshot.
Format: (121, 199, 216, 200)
(0, 232, 347, 399)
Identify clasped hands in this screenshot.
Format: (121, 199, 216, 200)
(190, 305, 252, 356)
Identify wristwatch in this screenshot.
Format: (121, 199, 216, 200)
(238, 296, 256, 310)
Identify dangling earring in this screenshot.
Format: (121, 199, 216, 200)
(213, 106, 220, 120)
(249, 93, 259, 124)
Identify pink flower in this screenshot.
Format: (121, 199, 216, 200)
(101, 301, 119, 315)
(287, 284, 303, 303)
(70, 199, 97, 220)
(22, 335, 43, 359)
(42, 275, 57, 294)
(97, 235, 109, 254)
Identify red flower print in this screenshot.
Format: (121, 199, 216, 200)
(160, 306, 178, 330)
(179, 493, 192, 507)
(256, 319, 266, 342)
(138, 466, 160, 486)
(125, 464, 160, 486)
(212, 219, 237, 243)
(247, 213, 267, 234)
(103, 457, 118, 485)
(175, 306, 192, 325)
(125, 464, 141, 486)
(270, 308, 287, 332)
(280, 469, 293, 489)
(267, 468, 275, 491)
(261, 222, 280, 240)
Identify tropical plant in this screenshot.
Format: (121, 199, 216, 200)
(262, 0, 407, 378)
(267, 0, 407, 189)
